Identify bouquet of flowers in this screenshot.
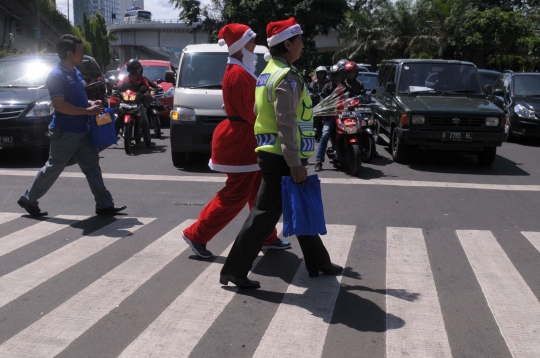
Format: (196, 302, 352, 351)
(312, 84, 351, 117)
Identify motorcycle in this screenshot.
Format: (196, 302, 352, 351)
(348, 93, 377, 163)
(112, 86, 147, 155)
(146, 87, 164, 139)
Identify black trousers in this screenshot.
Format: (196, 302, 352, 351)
(221, 151, 332, 278)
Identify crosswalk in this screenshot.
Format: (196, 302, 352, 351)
(0, 212, 539, 357)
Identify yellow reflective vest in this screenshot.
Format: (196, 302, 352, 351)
(254, 59, 315, 158)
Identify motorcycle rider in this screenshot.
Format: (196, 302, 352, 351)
(314, 63, 346, 172)
(117, 59, 158, 149)
(309, 66, 329, 141)
(344, 61, 365, 96)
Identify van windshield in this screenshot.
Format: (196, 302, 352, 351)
(178, 52, 267, 88)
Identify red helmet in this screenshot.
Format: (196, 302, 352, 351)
(345, 61, 358, 72)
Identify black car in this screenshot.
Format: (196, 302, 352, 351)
(490, 71, 540, 140)
(0, 54, 107, 149)
(104, 69, 119, 95)
(478, 69, 501, 88)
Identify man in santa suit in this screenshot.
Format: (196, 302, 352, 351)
(182, 23, 291, 259)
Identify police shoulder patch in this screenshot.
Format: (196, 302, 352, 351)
(287, 79, 298, 93)
(257, 73, 271, 87)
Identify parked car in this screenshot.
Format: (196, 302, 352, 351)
(489, 71, 540, 140)
(372, 59, 506, 165)
(478, 69, 501, 88)
(356, 72, 378, 94)
(168, 44, 269, 167)
(113, 60, 175, 123)
(0, 54, 107, 149)
(104, 69, 119, 95)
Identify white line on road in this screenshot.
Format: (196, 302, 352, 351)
(0, 219, 193, 358)
(457, 230, 540, 358)
(253, 225, 356, 358)
(386, 227, 452, 358)
(0, 215, 87, 258)
(119, 223, 283, 358)
(0, 216, 154, 308)
(2, 169, 540, 192)
(521, 231, 540, 253)
(0, 213, 21, 226)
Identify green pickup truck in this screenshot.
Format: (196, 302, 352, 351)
(372, 59, 507, 166)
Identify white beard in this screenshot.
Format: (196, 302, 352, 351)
(241, 47, 257, 74)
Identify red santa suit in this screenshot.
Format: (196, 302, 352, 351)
(183, 27, 279, 247)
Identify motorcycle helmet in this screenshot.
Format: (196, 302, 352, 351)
(345, 61, 358, 72)
(126, 59, 142, 75)
(336, 59, 349, 67)
(315, 65, 328, 74)
(329, 63, 346, 82)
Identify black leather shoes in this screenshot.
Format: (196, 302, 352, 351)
(219, 274, 260, 289)
(309, 263, 344, 278)
(17, 199, 48, 217)
(96, 205, 127, 215)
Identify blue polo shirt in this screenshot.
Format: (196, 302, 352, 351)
(46, 61, 89, 133)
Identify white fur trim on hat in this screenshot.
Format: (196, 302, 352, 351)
(218, 38, 226, 46)
(228, 29, 256, 55)
(267, 24, 303, 48)
(264, 52, 272, 62)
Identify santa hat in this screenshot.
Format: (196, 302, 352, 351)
(264, 17, 303, 61)
(217, 24, 256, 55)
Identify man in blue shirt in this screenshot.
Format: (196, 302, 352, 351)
(17, 34, 126, 216)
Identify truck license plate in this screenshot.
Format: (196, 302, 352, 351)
(0, 136, 14, 147)
(442, 132, 472, 142)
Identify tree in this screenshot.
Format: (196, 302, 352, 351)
(82, 13, 116, 70)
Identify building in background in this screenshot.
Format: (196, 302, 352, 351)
(120, 0, 144, 18)
(73, 0, 121, 26)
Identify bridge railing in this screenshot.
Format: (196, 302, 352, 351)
(111, 18, 199, 25)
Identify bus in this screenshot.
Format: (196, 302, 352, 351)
(124, 6, 151, 23)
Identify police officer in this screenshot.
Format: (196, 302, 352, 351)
(309, 66, 329, 141)
(220, 17, 342, 289)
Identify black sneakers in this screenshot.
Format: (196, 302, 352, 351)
(96, 205, 127, 215)
(17, 199, 48, 217)
(182, 233, 213, 259)
(314, 162, 323, 172)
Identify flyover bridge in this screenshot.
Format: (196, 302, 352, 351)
(106, 19, 342, 66)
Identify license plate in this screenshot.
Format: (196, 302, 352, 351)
(0, 136, 14, 147)
(442, 132, 472, 142)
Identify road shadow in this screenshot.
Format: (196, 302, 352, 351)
(0, 148, 77, 169)
(328, 160, 398, 180)
(106, 144, 167, 156)
(175, 153, 215, 174)
(511, 137, 540, 147)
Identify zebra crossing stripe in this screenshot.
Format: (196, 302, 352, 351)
(119, 223, 283, 358)
(457, 230, 540, 358)
(386, 227, 452, 358)
(253, 225, 355, 358)
(0, 212, 21, 226)
(0, 219, 192, 358)
(0, 217, 154, 309)
(0, 215, 87, 258)
(521, 231, 540, 253)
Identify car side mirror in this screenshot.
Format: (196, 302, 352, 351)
(371, 89, 376, 95)
(165, 70, 176, 84)
(385, 82, 396, 94)
(108, 75, 116, 81)
(156, 79, 163, 84)
(484, 85, 493, 96)
(493, 88, 504, 97)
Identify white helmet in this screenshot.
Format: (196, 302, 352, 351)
(315, 66, 327, 74)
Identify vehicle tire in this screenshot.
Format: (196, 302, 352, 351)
(391, 127, 407, 163)
(347, 143, 362, 176)
(506, 117, 515, 143)
(375, 121, 387, 145)
(153, 113, 162, 139)
(360, 135, 376, 163)
(477, 147, 496, 166)
(172, 152, 186, 167)
(123, 122, 134, 155)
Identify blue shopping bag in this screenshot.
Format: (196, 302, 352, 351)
(281, 174, 327, 237)
(89, 108, 117, 148)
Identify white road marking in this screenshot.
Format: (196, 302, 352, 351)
(0, 220, 193, 358)
(457, 230, 540, 358)
(386, 227, 452, 358)
(521, 231, 540, 253)
(253, 225, 355, 358)
(0, 217, 154, 308)
(0, 215, 87, 258)
(119, 223, 283, 358)
(0, 213, 21, 226)
(2, 169, 540, 192)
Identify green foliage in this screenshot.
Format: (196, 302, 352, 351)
(39, 0, 72, 35)
(81, 13, 116, 70)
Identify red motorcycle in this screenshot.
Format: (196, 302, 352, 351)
(112, 86, 147, 155)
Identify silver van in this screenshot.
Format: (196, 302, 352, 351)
(169, 43, 269, 167)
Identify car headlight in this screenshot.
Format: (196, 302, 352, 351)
(163, 87, 175, 98)
(25, 100, 54, 117)
(367, 119, 375, 126)
(514, 104, 536, 119)
(171, 107, 196, 121)
(485, 117, 500, 127)
(411, 114, 425, 125)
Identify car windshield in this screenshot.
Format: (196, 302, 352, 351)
(118, 64, 170, 82)
(0, 59, 56, 87)
(178, 52, 267, 88)
(357, 74, 377, 90)
(514, 75, 540, 96)
(398, 63, 483, 94)
(479, 74, 497, 87)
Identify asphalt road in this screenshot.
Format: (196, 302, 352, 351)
(1, 129, 540, 358)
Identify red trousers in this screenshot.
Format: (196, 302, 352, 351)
(183, 171, 278, 245)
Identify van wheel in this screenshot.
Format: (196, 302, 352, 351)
(172, 152, 186, 167)
(391, 127, 407, 163)
(477, 147, 496, 166)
